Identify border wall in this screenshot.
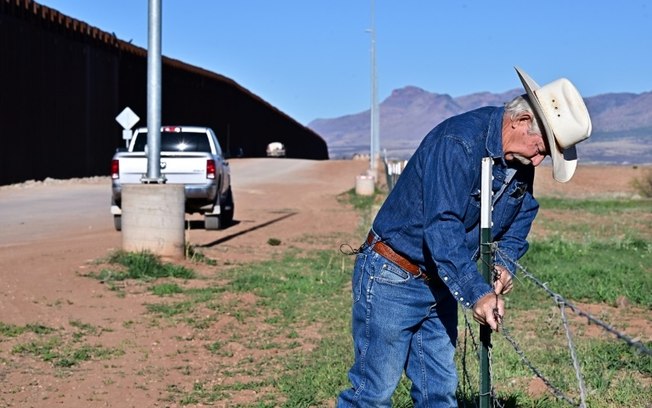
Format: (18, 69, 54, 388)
(0, 0, 328, 186)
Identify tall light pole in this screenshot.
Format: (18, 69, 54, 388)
(144, 0, 163, 182)
(368, 0, 380, 179)
(122, 0, 186, 260)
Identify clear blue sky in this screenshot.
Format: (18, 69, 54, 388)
(37, 0, 652, 125)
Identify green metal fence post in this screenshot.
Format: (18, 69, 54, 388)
(479, 157, 493, 408)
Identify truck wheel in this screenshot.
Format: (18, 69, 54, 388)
(218, 187, 234, 227)
(114, 215, 122, 231)
(204, 215, 220, 230)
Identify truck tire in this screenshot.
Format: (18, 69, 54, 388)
(204, 215, 220, 230)
(218, 187, 234, 227)
(114, 215, 122, 231)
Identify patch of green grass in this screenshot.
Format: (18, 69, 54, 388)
(205, 340, 223, 354)
(338, 187, 384, 211)
(12, 337, 123, 367)
(0, 322, 26, 337)
(12, 337, 61, 362)
(631, 169, 652, 197)
(223, 250, 352, 323)
(0, 322, 54, 338)
(146, 300, 195, 317)
(537, 197, 652, 215)
(141, 248, 356, 406)
(168, 380, 267, 406)
(185, 245, 217, 265)
(151, 282, 184, 296)
(277, 334, 354, 407)
(145, 286, 227, 320)
(537, 197, 652, 214)
(512, 236, 651, 308)
(89, 250, 196, 283)
(69, 319, 101, 336)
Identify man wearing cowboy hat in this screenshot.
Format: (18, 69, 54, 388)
(337, 67, 592, 407)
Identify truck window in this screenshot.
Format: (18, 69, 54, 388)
(132, 131, 212, 153)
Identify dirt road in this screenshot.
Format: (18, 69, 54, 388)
(0, 158, 370, 322)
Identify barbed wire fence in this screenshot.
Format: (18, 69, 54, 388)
(380, 156, 650, 406)
(457, 244, 651, 408)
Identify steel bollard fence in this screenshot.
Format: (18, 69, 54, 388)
(384, 158, 408, 191)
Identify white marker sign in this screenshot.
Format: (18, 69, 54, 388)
(115, 107, 140, 144)
(116, 107, 140, 130)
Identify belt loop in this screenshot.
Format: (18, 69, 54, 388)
(370, 229, 379, 245)
(360, 230, 375, 252)
(366, 230, 379, 247)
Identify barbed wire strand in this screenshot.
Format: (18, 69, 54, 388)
(459, 244, 649, 407)
(460, 312, 480, 408)
(461, 306, 507, 408)
(557, 298, 588, 408)
(497, 324, 578, 406)
(487, 343, 506, 408)
(484, 243, 584, 406)
(460, 293, 577, 407)
(476, 243, 576, 406)
(496, 248, 652, 357)
(496, 253, 587, 406)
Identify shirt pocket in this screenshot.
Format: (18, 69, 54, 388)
(507, 181, 527, 204)
(493, 181, 527, 231)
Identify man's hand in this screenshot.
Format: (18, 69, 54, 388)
(472, 293, 504, 331)
(493, 265, 513, 295)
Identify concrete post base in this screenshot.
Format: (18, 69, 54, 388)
(121, 184, 185, 260)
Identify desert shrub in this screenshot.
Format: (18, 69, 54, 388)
(631, 167, 652, 197)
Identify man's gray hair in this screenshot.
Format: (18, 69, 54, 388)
(505, 94, 541, 135)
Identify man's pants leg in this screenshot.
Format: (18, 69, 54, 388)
(406, 286, 458, 407)
(337, 249, 458, 407)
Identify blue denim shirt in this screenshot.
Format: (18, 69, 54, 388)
(372, 106, 539, 308)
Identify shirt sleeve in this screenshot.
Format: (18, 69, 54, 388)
(495, 189, 539, 275)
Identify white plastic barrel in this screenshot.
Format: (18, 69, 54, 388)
(355, 174, 375, 196)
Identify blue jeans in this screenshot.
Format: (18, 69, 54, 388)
(337, 244, 459, 407)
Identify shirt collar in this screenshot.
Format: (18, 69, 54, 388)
(485, 106, 506, 166)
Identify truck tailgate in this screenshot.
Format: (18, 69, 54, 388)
(118, 153, 212, 184)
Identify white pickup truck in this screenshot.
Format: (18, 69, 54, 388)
(110, 126, 234, 231)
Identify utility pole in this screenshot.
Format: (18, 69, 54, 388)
(368, 0, 380, 179)
(121, 0, 185, 260)
(144, 0, 164, 183)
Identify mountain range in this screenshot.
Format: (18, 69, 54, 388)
(308, 86, 652, 164)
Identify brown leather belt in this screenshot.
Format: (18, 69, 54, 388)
(366, 232, 428, 282)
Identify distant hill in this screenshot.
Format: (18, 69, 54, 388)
(308, 87, 652, 164)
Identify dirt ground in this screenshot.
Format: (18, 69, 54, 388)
(0, 160, 649, 407)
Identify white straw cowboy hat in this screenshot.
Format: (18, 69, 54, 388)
(514, 66, 592, 182)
